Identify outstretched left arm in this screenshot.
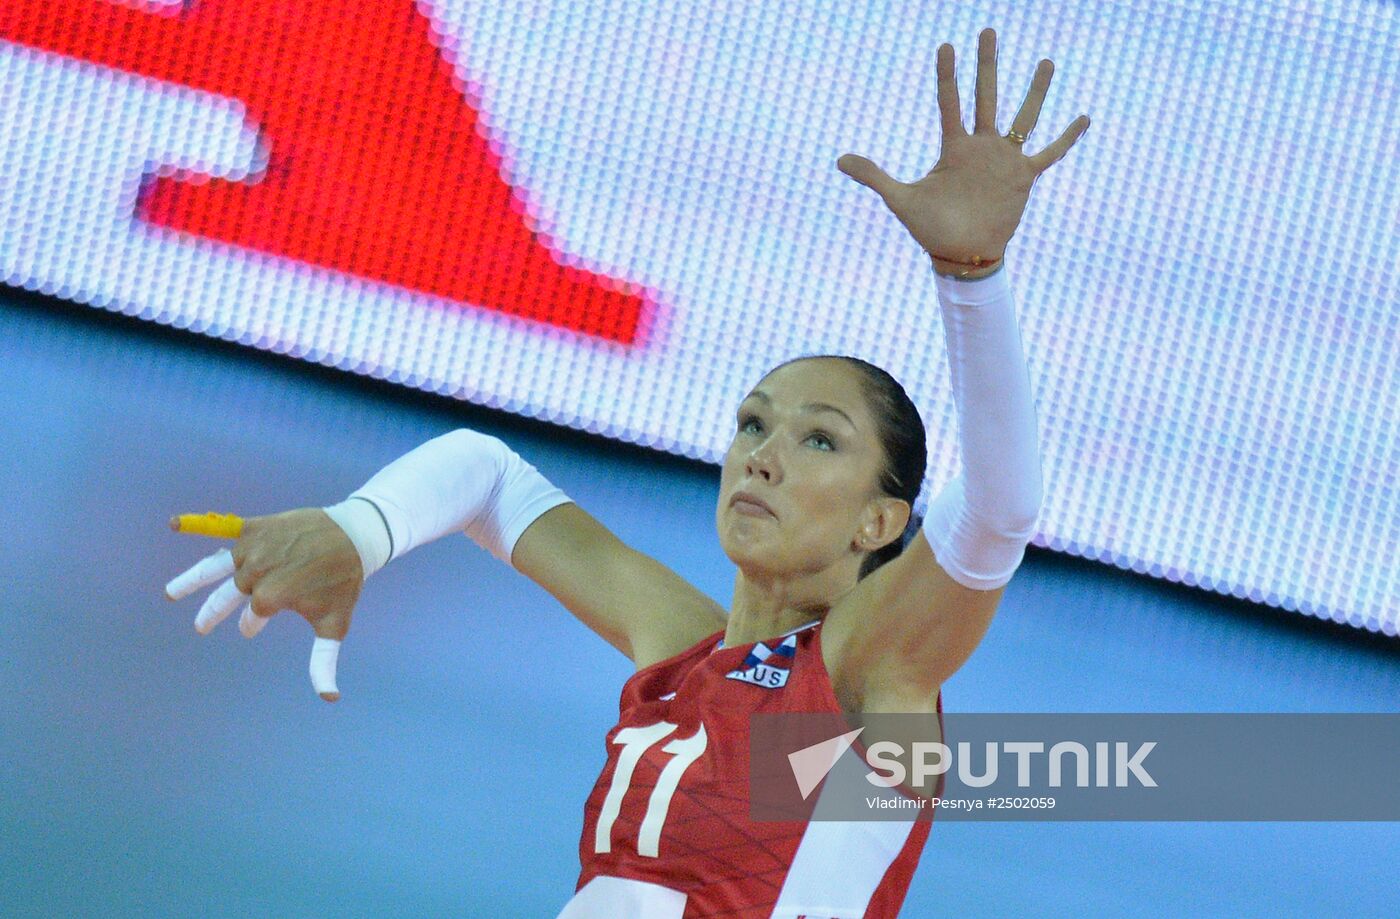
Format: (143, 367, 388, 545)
(825, 28, 1088, 698)
(824, 242, 1041, 697)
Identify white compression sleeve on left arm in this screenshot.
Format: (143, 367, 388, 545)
(922, 263, 1044, 591)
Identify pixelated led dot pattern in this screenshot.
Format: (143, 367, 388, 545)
(0, 1, 1396, 634)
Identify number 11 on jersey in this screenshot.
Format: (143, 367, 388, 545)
(594, 721, 708, 857)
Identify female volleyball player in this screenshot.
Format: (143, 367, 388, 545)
(165, 29, 1087, 917)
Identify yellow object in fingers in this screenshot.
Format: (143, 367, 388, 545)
(169, 512, 244, 539)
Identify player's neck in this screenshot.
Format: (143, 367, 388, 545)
(725, 569, 830, 647)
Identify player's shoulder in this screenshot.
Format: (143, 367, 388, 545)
(640, 624, 723, 676)
(617, 624, 722, 707)
(630, 614, 726, 673)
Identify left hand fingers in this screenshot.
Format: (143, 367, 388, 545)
(1008, 59, 1054, 144)
(935, 43, 965, 140)
(1027, 115, 1091, 175)
(968, 27, 1090, 173)
(974, 27, 999, 134)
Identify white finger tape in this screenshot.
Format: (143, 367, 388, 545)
(239, 601, 271, 639)
(194, 577, 249, 635)
(166, 548, 236, 601)
(309, 637, 341, 699)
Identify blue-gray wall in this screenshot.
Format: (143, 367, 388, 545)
(2, 290, 1397, 918)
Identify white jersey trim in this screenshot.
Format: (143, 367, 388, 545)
(771, 744, 918, 916)
(555, 875, 686, 918)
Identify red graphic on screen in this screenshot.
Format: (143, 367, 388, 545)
(1, 0, 652, 344)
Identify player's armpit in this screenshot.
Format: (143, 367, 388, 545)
(823, 528, 1006, 700)
(510, 502, 727, 667)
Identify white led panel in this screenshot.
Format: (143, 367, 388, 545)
(1, 1, 1396, 632)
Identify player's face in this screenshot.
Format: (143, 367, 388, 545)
(716, 358, 892, 580)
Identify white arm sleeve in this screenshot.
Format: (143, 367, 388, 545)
(923, 264, 1044, 591)
(321, 428, 573, 578)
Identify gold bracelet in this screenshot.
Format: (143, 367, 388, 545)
(930, 253, 1005, 280)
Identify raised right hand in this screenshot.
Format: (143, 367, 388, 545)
(164, 507, 364, 702)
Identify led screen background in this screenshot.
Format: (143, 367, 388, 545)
(1, 1, 1396, 633)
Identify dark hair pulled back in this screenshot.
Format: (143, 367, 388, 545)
(764, 354, 927, 580)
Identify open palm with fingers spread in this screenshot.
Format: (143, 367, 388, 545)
(838, 27, 1090, 266)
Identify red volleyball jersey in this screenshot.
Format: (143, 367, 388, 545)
(557, 618, 944, 918)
